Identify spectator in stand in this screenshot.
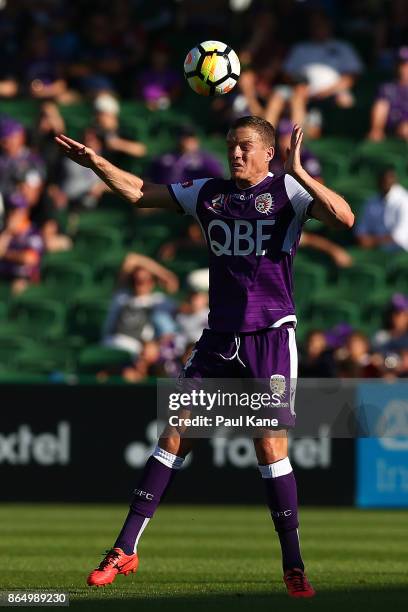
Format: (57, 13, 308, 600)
(373, 0, 408, 70)
(47, 128, 108, 211)
(92, 93, 146, 159)
(0, 193, 44, 295)
(0, 117, 45, 206)
(159, 220, 206, 261)
(176, 289, 209, 351)
(0, 193, 4, 230)
(70, 13, 124, 97)
(265, 11, 362, 136)
(300, 233, 353, 268)
(21, 27, 75, 103)
(121, 340, 166, 383)
(367, 47, 408, 142)
(103, 253, 179, 357)
(269, 122, 352, 267)
(149, 126, 224, 184)
(299, 329, 336, 377)
(31, 101, 66, 184)
(136, 42, 182, 111)
(269, 119, 322, 179)
(335, 331, 382, 378)
(355, 167, 408, 251)
(397, 348, 408, 377)
(372, 294, 408, 355)
(230, 9, 287, 119)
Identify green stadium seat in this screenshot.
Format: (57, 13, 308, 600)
(0, 334, 37, 367)
(67, 298, 110, 342)
(386, 254, 408, 293)
(8, 297, 66, 340)
(78, 345, 132, 374)
(293, 261, 328, 308)
(74, 226, 125, 255)
(306, 298, 361, 329)
(360, 291, 394, 336)
(77, 209, 132, 232)
(336, 263, 386, 298)
(352, 141, 407, 178)
(42, 260, 94, 295)
(14, 344, 76, 375)
(0, 281, 10, 304)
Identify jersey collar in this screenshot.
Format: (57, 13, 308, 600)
(234, 172, 273, 191)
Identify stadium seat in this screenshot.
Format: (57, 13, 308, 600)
(306, 298, 361, 329)
(386, 254, 408, 293)
(74, 226, 125, 255)
(77, 209, 132, 232)
(352, 141, 407, 178)
(14, 344, 76, 375)
(42, 260, 94, 295)
(67, 298, 110, 343)
(0, 334, 37, 367)
(360, 291, 394, 336)
(336, 263, 386, 298)
(293, 261, 328, 308)
(8, 297, 66, 340)
(78, 345, 132, 374)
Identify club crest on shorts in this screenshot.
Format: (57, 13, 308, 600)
(255, 192, 274, 214)
(270, 374, 286, 397)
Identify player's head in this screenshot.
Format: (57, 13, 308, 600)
(227, 116, 275, 185)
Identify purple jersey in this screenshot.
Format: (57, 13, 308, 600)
(168, 172, 313, 333)
(0, 226, 44, 281)
(377, 82, 408, 129)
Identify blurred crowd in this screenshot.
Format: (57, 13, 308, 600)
(0, 0, 407, 138)
(0, 0, 408, 382)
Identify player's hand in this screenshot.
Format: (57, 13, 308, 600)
(54, 134, 97, 168)
(284, 124, 304, 177)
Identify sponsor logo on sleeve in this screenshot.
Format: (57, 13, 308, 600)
(255, 192, 274, 214)
(210, 194, 224, 212)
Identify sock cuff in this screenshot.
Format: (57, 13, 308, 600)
(152, 446, 185, 470)
(258, 456, 292, 478)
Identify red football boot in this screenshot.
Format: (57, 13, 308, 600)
(283, 568, 316, 598)
(87, 548, 139, 587)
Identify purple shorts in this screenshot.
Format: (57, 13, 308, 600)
(180, 325, 298, 429)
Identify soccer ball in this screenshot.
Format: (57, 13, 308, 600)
(184, 41, 240, 96)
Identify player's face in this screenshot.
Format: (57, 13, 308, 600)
(227, 127, 274, 186)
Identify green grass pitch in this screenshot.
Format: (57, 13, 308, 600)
(1, 504, 407, 611)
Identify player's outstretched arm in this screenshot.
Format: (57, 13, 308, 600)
(284, 125, 354, 229)
(54, 134, 179, 212)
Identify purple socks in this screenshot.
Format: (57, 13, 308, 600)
(259, 456, 304, 572)
(114, 447, 184, 554)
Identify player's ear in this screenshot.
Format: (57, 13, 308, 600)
(266, 146, 274, 162)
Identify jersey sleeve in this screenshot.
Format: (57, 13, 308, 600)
(284, 174, 314, 222)
(167, 178, 211, 217)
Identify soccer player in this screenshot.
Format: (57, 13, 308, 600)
(56, 117, 354, 598)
